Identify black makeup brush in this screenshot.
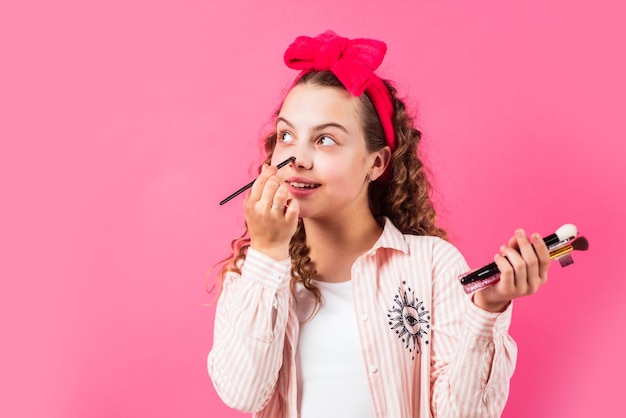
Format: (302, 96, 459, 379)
(219, 157, 295, 205)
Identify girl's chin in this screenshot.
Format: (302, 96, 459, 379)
(293, 206, 316, 220)
(296, 207, 342, 222)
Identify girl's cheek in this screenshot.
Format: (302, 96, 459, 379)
(270, 151, 289, 166)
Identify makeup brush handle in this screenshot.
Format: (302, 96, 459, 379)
(459, 231, 568, 285)
(459, 262, 499, 285)
(219, 157, 295, 205)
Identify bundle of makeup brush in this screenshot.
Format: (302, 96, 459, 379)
(459, 223, 589, 294)
(550, 234, 589, 267)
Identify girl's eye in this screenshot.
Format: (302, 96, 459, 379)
(278, 131, 294, 143)
(318, 135, 336, 146)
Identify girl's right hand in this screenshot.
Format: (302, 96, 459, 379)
(244, 164, 300, 260)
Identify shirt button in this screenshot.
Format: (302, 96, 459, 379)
(368, 365, 378, 374)
(360, 314, 368, 322)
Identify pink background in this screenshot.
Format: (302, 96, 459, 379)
(2, 0, 624, 417)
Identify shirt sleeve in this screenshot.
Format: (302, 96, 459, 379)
(207, 248, 292, 413)
(430, 242, 517, 418)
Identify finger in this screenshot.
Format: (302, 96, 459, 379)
(258, 175, 282, 211)
(531, 232, 550, 283)
(268, 184, 290, 217)
(515, 229, 541, 293)
(507, 235, 519, 250)
(493, 250, 515, 295)
(247, 164, 277, 204)
(499, 242, 528, 293)
(284, 198, 300, 224)
(272, 183, 290, 209)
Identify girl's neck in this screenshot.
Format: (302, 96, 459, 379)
(305, 211, 382, 245)
(302, 212, 383, 282)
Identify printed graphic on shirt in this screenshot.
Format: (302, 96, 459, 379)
(387, 282, 430, 361)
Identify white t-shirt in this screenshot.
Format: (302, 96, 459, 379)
(296, 280, 376, 418)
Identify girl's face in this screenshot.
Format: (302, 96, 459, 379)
(271, 83, 385, 221)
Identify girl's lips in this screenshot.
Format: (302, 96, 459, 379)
(286, 177, 320, 197)
(288, 181, 320, 189)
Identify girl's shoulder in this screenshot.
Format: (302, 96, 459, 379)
(404, 233, 458, 251)
(399, 234, 470, 287)
(382, 218, 462, 259)
(403, 233, 465, 263)
(381, 220, 469, 276)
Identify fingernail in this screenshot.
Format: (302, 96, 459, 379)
(516, 229, 525, 238)
(532, 233, 541, 242)
(499, 245, 507, 253)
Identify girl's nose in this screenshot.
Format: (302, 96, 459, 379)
(291, 145, 312, 170)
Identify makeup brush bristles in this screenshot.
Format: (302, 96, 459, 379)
(571, 236, 589, 251)
(557, 253, 575, 267)
(553, 236, 588, 268)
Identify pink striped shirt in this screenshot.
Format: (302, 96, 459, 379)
(208, 218, 517, 417)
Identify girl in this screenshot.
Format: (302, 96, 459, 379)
(208, 31, 550, 418)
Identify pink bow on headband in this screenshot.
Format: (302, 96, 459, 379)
(283, 31, 396, 151)
(284, 31, 386, 96)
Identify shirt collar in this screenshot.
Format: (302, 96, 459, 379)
(370, 217, 410, 254)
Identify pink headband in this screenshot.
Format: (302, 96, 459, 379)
(284, 31, 396, 151)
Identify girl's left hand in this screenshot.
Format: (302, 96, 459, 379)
(473, 229, 551, 313)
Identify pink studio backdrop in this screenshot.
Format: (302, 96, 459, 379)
(1, 0, 624, 417)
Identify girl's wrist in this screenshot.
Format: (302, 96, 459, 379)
(472, 293, 510, 313)
(249, 243, 290, 261)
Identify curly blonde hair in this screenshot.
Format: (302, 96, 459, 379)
(213, 71, 446, 303)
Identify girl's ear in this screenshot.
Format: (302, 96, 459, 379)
(370, 146, 392, 181)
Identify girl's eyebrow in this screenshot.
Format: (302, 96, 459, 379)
(277, 116, 349, 134)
